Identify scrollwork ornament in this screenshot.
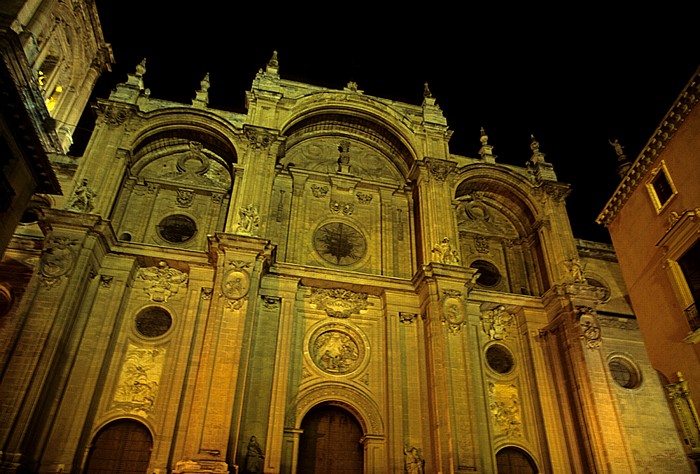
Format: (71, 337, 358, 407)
(309, 288, 369, 318)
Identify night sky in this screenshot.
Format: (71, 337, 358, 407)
(78, 3, 700, 244)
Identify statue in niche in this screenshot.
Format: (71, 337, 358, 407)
(337, 140, 352, 173)
(244, 435, 264, 473)
(67, 178, 97, 212)
(404, 445, 425, 474)
(236, 204, 260, 236)
(432, 237, 460, 265)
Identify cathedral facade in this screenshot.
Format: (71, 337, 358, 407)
(0, 37, 694, 473)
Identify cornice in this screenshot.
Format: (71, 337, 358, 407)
(597, 67, 700, 226)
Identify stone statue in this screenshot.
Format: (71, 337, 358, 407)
(565, 257, 586, 283)
(432, 237, 460, 265)
(67, 178, 97, 212)
(236, 204, 260, 235)
(244, 436, 264, 473)
(404, 445, 425, 474)
(609, 138, 625, 158)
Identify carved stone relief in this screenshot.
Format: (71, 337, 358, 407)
(136, 261, 188, 303)
(221, 261, 252, 310)
(310, 326, 362, 374)
(576, 307, 602, 350)
(441, 289, 465, 334)
(488, 382, 522, 437)
(309, 287, 370, 318)
(39, 235, 79, 287)
(481, 305, 516, 341)
(112, 344, 164, 416)
(280, 137, 402, 183)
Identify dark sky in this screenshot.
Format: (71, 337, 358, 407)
(80, 2, 699, 244)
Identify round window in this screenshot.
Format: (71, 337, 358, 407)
(135, 307, 172, 338)
(608, 356, 641, 389)
(313, 222, 367, 266)
(157, 215, 197, 243)
(486, 344, 515, 374)
(470, 260, 501, 287)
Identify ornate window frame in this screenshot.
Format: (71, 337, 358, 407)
(657, 209, 700, 343)
(646, 160, 677, 213)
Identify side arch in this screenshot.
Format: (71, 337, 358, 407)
(287, 382, 384, 437)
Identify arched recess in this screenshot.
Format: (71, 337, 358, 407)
(278, 94, 420, 182)
(84, 418, 153, 473)
(495, 445, 539, 473)
(110, 112, 239, 250)
(288, 382, 384, 437)
(454, 167, 549, 295)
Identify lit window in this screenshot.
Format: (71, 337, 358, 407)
(646, 161, 677, 212)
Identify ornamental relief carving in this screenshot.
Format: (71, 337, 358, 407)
(136, 261, 188, 303)
(309, 287, 370, 318)
(112, 344, 164, 416)
(441, 289, 465, 334)
(488, 382, 522, 438)
(280, 138, 402, 183)
(310, 327, 362, 374)
(221, 260, 253, 310)
(481, 305, 516, 341)
(39, 235, 80, 287)
(576, 307, 602, 350)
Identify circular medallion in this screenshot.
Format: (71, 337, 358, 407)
(308, 323, 367, 375)
(313, 222, 366, 266)
(222, 269, 250, 300)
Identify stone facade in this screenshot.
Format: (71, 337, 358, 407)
(0, 33, 694, 474)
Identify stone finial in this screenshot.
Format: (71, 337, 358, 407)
(422, 81, 438, 107)
(192, 73, 210, 108)
(200, 72, 210, 92)
(267, 50, 279, 71)
(479, 127, 496, 162)
(135, 58, 147, 77)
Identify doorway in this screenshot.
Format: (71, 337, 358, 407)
(298, 404, 363, 473)
(84, 419, 152, 473)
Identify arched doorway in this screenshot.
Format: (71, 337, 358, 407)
(298, 404, 363, 474)
(84, 419, 152, 473)
(496, 446, 538, 473)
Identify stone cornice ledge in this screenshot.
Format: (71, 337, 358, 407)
(597, 67, 700, 226)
